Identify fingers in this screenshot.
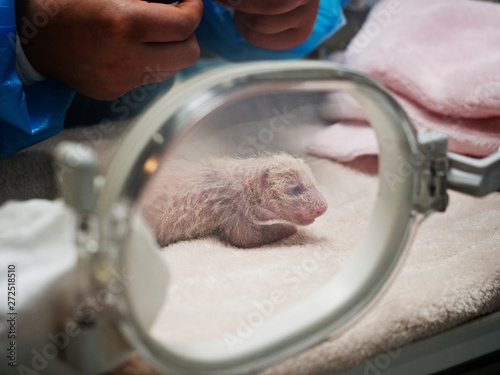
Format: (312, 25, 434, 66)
(217, 0, 320, 50)
(235, 27, 312, 50)
(233, 4, 315, 35)
(97, 0, 202, 98)
(90, 34, 200, 100)
(131, 0, 204, 42)
(139, 33, 201, 78)
(233, 2, 319, 50)
(215, 0, 304, 16)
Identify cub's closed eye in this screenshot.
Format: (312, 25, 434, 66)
(292, 184, 304, 195)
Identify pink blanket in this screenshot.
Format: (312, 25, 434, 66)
(308, 0, 500, 162)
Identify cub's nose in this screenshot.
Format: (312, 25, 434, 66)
(313, 190, 328, 218)
(316, 201, 328, 217)
(298, 192, 328, 225)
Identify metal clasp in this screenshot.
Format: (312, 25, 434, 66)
(414, 129, 500, 214)
(414, 130, 449, 214)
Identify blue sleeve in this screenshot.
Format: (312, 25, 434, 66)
(0, 0, 75, 157)
(195, 0, 348, 61)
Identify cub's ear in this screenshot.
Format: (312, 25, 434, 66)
(260, 167, 270, 179)
(257, 167, 270, 194)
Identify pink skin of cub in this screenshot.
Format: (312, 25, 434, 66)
(140, 153, 328, 248)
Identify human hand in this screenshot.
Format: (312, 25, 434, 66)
(15, 0, 203, 100)
(215, 0, 320, 50)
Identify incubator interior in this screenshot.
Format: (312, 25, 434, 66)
(130, 87, 381, 347)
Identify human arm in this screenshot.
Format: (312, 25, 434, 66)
(0, 0, 204, 156)
(15, 0, 204, 101)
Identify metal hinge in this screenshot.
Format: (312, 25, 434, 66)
(414, 130, 500, 214)
(414, 130, 449, 214)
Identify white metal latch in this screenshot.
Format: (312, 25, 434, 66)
(416, 129, 500, 215)
(415, 130, 449, 214)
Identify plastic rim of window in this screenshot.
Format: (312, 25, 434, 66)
(97, 60, 422, 375)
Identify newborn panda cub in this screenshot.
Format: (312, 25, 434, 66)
(140, 153, 328, 248)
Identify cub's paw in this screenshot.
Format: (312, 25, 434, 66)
(221, 219, 298, 248)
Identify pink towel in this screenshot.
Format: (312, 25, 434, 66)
(308, 0, 500, 162)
